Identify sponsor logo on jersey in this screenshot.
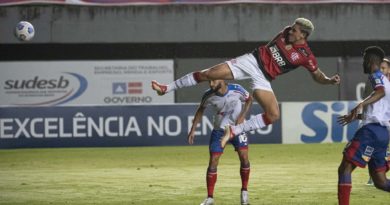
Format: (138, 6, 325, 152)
(291, 52, 300, 62)
(269, 45, 286, 67)
(285, 45, 292, 50)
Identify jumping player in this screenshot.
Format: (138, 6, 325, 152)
(188, 80, 253, 205)
(337, 46, 390, 205)
(365, 58, 390, 185)
(151, 18, 340, 148)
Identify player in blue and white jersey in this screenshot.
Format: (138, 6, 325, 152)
(365, 58, 390, 185)
(337, 46, 390, 205)
(187, 80, 253, 205)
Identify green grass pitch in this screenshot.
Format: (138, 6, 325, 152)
(0, 143, 389, 205)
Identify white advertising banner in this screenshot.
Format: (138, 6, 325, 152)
(282, 101, 359, 144)
(0, 60, 174, 106)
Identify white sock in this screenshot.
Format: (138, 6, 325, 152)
(167, 72, 198, 92)
(231, 114, 267, 134)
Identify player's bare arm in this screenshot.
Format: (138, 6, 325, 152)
(310, 68, 340, 85)
(236, 96, 253, 125)
(338, 87, 385, 126)
(188, 105, 206, 145)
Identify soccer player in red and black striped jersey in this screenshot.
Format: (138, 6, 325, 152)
(151, 18, 340, 147)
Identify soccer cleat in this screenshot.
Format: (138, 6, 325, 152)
(241, 190, 249, 205)
(366, 177, 374, 186)
(200, 197, 214, 205)
(151, 80, 167, 96)
(220, 125, 234, 148)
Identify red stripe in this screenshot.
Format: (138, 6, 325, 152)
(128, 89, 142, 94)
(211, 152, 223, 156)
(128, 82, 142, 87)
(262, 113, 272, 125)
(344, 141, 366, 168)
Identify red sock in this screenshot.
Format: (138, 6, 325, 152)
(206, 169, 217, 198)
(262, 113, 272, 125)
(338, 185, 351, 205)
(193, 71, 202, 83)
(240, 167, 250, 191)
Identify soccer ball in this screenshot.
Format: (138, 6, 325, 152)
(15, 21, 35, 41)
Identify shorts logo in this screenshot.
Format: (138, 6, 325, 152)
(362, 146, 374, 162)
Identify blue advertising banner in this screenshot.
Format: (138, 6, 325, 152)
(282, 101, 359, 144)
(0, 104, 281, 148)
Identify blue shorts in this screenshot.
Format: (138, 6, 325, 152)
(343, 123, 389, 172)
(209, 129, 248, 154)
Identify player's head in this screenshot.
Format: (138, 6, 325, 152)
(363, 46, 385, 74)
(209, 79, 226, 94)
(380, 58, 390, 77)
(293, 18, 314, 39)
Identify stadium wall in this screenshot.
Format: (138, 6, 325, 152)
(0, 3, 388, 102)
(1, 3, 390, 43)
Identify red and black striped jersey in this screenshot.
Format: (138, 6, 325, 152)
(253, 26, 318, 80)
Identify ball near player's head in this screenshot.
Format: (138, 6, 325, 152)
(15, 21, 35, 41)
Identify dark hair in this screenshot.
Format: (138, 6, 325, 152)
(364, 46, 385, 60)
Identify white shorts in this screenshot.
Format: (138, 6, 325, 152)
(226, 53, 273, 92)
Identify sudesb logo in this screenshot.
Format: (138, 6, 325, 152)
(4, 76, 69, 89)
(4, 72, 88, 106)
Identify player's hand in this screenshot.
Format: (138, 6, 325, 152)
(337, 114, 354, 126)
(330, 74, 341, 85)
(187, 133, 195, 145)
(337, 104, 363, 126)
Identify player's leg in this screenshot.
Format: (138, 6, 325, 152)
(201, 130, 225, 205)
(237, 89, 279, 131)
(221, 89, 279, 147)
(151, 63, 234, 95)
(338, 125, 381, 205)
(337, 159, 356, 205)
(367, 129, 390, 192)
(237, 149, 250, 205)
(231, 133, 250, 205)
(369, 169, 390, 192)
(366, 176, 374, 186)
(201, 152, 221, 205)
(218, 53, 278, 147)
